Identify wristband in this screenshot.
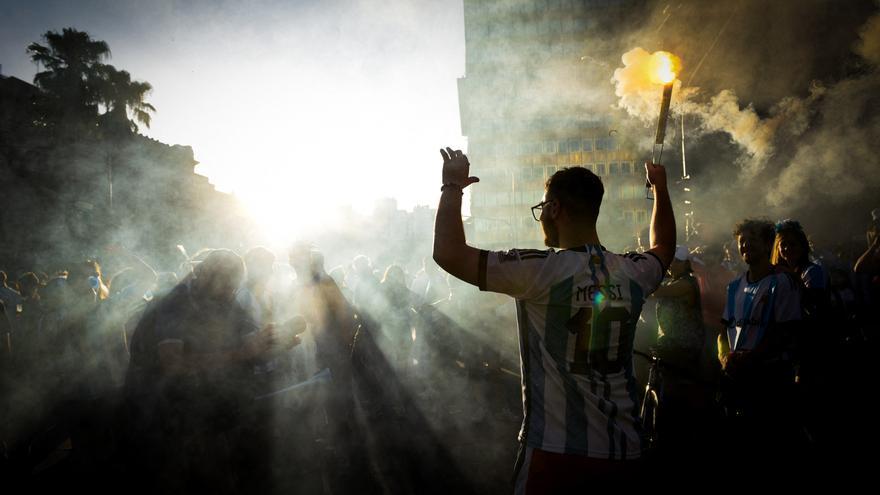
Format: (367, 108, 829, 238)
(441, 183, 463, 192)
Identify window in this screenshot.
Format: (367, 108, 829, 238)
(621, 162, 631, 175)
(538, 21, 550, 35)
(637, 210, 647, 223)
(558, 140, 568, 153)
(544, 141, 556, 153)
(582, 139, 593, 151)
(567, 139, 580, 152)
(609, 162, 619, 175)
(546, 165, 557, 177)
(595, 163, 606, 175)
(624, 211, 633, 223)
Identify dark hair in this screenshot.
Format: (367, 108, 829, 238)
(244, 246, 275, 267)
(17, 272, 40, 294)
(382, 264, 405, 285)
(772, 219, 811, 266)
(546, 166, 604, 223)
(195, 249, 245, 284)
(733, 219, 775, 246)
(68, 260, 102, 281)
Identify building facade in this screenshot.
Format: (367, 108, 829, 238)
(458, 0, 650, 251)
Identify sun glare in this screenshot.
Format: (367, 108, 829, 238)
(189, 72, 461, 246)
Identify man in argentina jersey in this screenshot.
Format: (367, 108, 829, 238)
(432, 147, 675, 492)
(718, 219, 804, 467)
(719, 219, 801, 370)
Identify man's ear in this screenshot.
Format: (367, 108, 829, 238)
(548, 201, 561, 220)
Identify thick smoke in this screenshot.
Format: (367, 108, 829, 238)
(611, 0, 880, 245)
(613, 47, 821, 176)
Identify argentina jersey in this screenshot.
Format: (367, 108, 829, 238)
(477, 245, 664, 459)
(722, 272, 801, 352)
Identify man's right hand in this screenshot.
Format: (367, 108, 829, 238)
(645, 161, 668, 190)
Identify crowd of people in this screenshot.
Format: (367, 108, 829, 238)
(1, 154, 879, 492)
(0, 241, 523, 493)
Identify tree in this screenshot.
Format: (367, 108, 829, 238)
(98, 65, 156, 133)
(27, 28, 110, 129)
(27, 28, 155, 134)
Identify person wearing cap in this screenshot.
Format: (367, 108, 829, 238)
(652, 245, 705, 366)
(649, 245, 712, 465)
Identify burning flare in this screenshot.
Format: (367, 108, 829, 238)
(613, 48, 683, 121)
(648, 51, 680, 85)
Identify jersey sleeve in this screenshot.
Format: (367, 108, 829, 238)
(618, 251, 665, 296)
(478, 248, 554, 300)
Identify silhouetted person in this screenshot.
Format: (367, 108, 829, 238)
(433, 147, 675, 492)
(649, 245, 714, 467)
(719, 219, 803, 471)
(288, 244, 375, 493)
(124, 249, 296, 494)
(378, 265, 416, 371)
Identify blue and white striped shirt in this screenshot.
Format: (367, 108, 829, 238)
(722, 272, 801, 352)
(478, 245, 664, 459)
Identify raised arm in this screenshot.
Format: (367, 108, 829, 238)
(645, 162, 676, 269)
(854, 234, 880, 275)
(432, 147, 482, 286)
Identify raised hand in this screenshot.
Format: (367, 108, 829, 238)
(440, 147, 479, 189)
(644, 161, 667, 190)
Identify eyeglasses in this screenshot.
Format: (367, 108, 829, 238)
(531, 200, 553, 222)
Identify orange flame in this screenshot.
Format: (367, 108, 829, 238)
(647, 51, 680, 85)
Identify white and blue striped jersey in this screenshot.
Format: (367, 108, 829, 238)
(721, 272, 801, 352)
(478, 245, 664, 459)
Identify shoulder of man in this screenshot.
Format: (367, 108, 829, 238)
(495, 247, 556, 262)
(727, 272, 747, 289)
(610, 249, 666, 293)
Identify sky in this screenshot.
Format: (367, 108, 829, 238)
(0, 0, 467, 241)
(5, 0, 880, 248)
